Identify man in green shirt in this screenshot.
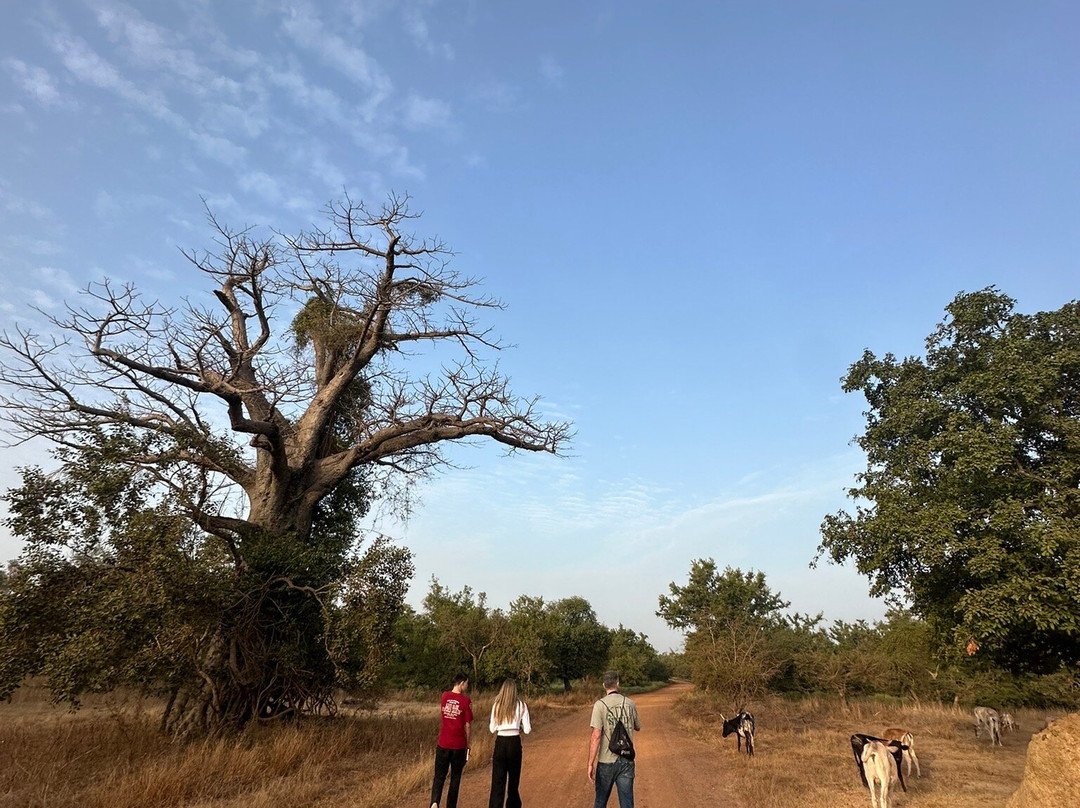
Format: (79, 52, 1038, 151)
(587, 670, 641, 808)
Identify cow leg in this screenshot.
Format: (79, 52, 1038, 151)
(852, 739, 869, 788)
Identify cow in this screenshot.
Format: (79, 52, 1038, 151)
(850, 733, 908, 793)
(973, 706, 1002, 746)
(882, 728, 921, 778)
(719, 710, 755, 756)
(1000, 712, 1017, 733)
(861, 740, 900, 808)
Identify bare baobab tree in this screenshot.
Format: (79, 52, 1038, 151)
(0, 194, 570, 735)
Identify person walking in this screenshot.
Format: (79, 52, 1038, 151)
(430, 673, 472, 808)
(587, 670, 641, 808)
(487, 678, 532, 808)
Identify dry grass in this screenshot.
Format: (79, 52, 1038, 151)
(0, 683, 600, 808)
(674, 692, 1058, 808)
(5, 681, 1049, 808)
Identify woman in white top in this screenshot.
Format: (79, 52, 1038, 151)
(487, 678, 531, 808)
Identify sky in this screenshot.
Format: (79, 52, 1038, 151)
(0, 0, 1077, 651)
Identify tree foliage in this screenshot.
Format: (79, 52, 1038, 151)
(606, 625, 668, 687)
(0, 431, 413, 729)
(658, 560, 789, 703)
(819, 288, 1080, 672)
(386, 585, 644, 693)
(0, 195, 569, 734)
(490, 596, 553, 690)
(545, 596, 611, 692)
(423, 579, 505, 686)
(657, 560, 788, 634)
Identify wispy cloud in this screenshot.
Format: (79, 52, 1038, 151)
(239, 171, 313, 213)
(35, 266, 80, 297)
(4, 59, 71, 109)
(50, 0, 435, 190)
(189, 130, 247, 164)
(471, 80, 522, 112)
(402, 2, 454, 59)
(402, 94, 452, 130)
(340, 0, 394, 30)
(3, 235, 65, 256)
(0, 183, 51, 218)
(46, 31, 182, 126)
(280, 2, 393, 121)
(93, 190, 121, 222)
(539, 55, 565, 87)
(93, 1, 226, 90)
(26, 288, 58, 310)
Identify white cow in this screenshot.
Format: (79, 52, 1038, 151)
(861, 740, 900, 808)
(973, 706, 1002, 746)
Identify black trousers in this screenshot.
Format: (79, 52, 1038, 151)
(431, 745, 467, 808)
(488, 734, 523, 808)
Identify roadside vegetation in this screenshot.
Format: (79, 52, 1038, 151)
(673, 691, 1052, 808)
(658, 290, 1080, 714)
(1, 683, 610, 808)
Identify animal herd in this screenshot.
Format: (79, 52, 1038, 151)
(716, 705, 1018, 808)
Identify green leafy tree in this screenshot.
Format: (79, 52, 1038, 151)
(659, 650, 691, 680)
(0, 196, 569, 735)
(872, 610, 939, 698)
(0, 440, 228, 719)
(488, 595, 554, 690)
(384, 606, 458, 690)
(819, 288, 1080, 672)
(658, 560, 789, 702)
(0, 433, 412, 729)
(423, 578, 505, 688)
(606, 625, 666, 687)
(658, 560, 788, 633)
(545, 596, 611, 692)
(794, 620, 887, 703)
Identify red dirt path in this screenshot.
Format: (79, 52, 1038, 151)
(392, 682, 740, 808)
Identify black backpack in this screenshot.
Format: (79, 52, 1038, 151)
(603, 696, 636, 761)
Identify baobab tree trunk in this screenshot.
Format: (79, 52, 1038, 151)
(161, 563, 335, 738)
(162, 498, 329, 738)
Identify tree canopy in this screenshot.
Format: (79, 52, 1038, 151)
(657, 559, 789, 634)
(385, 582, 656, 692)
(658, 560, 790, 702)
(819, 288, 1080, 673)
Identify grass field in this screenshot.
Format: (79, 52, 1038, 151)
(673, 691, 1059, 808)
(1, 683, 1057, 808)
(0, 682, 598, 808)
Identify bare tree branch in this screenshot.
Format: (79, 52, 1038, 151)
(0, 193, 571, 546)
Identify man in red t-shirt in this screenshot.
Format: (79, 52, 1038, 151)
(430, 673, 472, 808)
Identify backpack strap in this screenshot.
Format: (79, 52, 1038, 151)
(600, 696, 629, 727)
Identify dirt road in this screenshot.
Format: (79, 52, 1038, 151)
(395, 683, 738, 808)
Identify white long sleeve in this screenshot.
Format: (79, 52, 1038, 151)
(489, 701, 531, 735)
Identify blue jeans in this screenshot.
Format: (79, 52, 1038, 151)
(594, 757, 634, 808)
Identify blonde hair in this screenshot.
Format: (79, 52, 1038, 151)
(492, 678, 520, 726)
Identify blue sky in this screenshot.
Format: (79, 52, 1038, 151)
(1, 1, 1077, 651)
